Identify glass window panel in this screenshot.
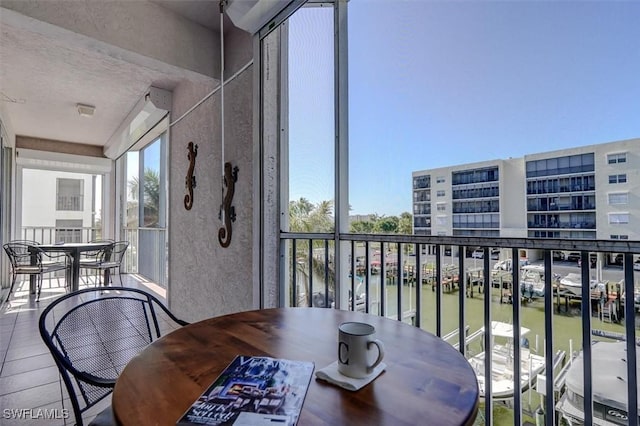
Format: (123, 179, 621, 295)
(287, 6, 335, 233)
(141, 139, 161, 227)
(609, 213, 629, 224)
(582, 153, 594, 167)
(608, 193, 628, 204)
(125, 151, 140, 228)
(558, 157, 570, 168)
(56, 178, 83, 211)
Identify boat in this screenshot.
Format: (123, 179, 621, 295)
(520, 264, 546, 301)
(555, 340, 640, 425)
(559, 273, 606, 297)
(467, 321, 547, 402)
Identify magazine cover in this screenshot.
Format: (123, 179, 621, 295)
(176, 355, 315, 426)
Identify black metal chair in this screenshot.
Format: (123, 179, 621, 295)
(79, 240, 115, 286)
(3, 241, 70, 302)
(39, 287, 188, 426)
(80, 241, 128, 287)
(80, 240, 115, 262)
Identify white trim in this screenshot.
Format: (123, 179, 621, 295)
(103, 87, 171, 160)
(16, 149, 112, 173)
(227, 0, 295, 34)
(336, 0, 349, 309)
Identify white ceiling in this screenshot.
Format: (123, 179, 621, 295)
(151, 0, 226, 32)
(0, 1, 222, 148)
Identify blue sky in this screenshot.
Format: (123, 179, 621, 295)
(288, 1, 640, 217)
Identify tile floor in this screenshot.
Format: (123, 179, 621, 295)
(0, 274, 167, 426)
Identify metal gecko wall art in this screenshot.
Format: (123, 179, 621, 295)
(184, 142, 198, 210)
(218, 162, 239, 247)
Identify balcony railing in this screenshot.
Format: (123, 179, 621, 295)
(18, 226, 167, 288)
(281, 232, 640, 426)
(122, 227, 166, 287)
(56, 194, 83, 211)
(21, 226, 101, 244)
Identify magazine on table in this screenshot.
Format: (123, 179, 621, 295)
(176, 355, 315, 426)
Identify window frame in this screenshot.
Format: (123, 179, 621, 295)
(56, 178, 84, 212)
(608, 174, 627, 184)
(258, 0, 346, 309)
(608, 192, 629, 205)
(608, 213, 630, 224)
(607, 152, 627, 164)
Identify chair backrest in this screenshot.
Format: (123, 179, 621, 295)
(12, 239, 41, 245)
(83, 240, 115, 258)
(3, 241, 40, 268)
(106, 241, 129, 264)
(39, 287, 188, 426)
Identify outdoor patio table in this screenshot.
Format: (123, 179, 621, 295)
(28, 242, 113, 293)
(112, 307, 479, 425)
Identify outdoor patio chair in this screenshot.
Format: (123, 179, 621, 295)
(80, 241, 128, 287)
(79, 240, 115, 285)
(80, 239, 115, 261)
(11, 239, 42, 245)
(3, 241, 69, 302)
(38, 287, 189, 426)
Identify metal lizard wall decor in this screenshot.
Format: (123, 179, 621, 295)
(184, 142, 198, 210)
(218, 162, 239, 247)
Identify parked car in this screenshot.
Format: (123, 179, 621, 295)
(472, 249, 484, 258)
(634, 259, 640, 271)
(552, 251, 565, 261)
(567, 252, 581, 262)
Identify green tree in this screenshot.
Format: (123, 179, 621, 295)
(288, 198, 334, 233)
(288, 198, 335, 307)
(128, 168, 160, 227)
(350, 220, 374, 233)
(398, 212, 413, 235)
(374, 215, 399, 233)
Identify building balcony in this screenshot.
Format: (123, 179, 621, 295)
(528, 222, 597, 230)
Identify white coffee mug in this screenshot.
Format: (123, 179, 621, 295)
(337, 322, 385, 379)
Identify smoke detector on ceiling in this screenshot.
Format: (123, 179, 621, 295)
(76, 103, 95, 117)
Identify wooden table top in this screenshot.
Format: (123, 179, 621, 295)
(112, 308, 479, 426)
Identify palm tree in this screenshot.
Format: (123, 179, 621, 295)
(288, 198, 335, 306)
(288, 198, 334, 233)
(128, 168, 160, 227)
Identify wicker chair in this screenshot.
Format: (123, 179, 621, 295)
(39, 287, 188, 426)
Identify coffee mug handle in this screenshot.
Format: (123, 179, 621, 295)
(367, 339, 385, 373)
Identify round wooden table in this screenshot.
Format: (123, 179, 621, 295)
(112, 308, 479, 425)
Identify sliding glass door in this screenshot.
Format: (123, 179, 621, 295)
(121, 134, 168, 286)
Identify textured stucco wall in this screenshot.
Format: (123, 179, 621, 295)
(224, 26, 253, 77)
(168, 66, 254, 322)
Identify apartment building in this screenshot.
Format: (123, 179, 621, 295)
(413, 138, 640, 249)
(21, 169, 98, 243)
